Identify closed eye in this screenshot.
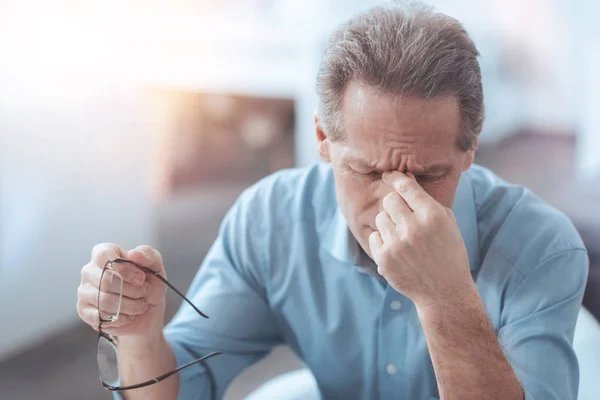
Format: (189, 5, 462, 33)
(348, 165, 382, 179)
(366, 170, 382, 179)
(415, 174, 443, 183)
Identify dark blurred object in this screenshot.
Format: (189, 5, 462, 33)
(475, 132, 600, 320)
(146, 89, 295, 196)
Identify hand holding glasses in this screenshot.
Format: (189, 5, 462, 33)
(97, 258, 221, 391)
(77, 244, 221, 393)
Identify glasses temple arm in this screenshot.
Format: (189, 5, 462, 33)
(105, 351, 222, 391)
(139, 266, 210, 319)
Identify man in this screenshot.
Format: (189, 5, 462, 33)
(77, 2, 588, 399)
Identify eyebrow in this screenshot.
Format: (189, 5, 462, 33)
(345, 155, 452, 175)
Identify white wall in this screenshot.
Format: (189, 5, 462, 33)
(0, 79, 155, 361)
(563, 0, 600, 180)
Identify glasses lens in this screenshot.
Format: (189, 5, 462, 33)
(97, 335, 120, 386)
(98, 267, 124, 322)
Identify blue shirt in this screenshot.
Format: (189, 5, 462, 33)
(151, 163, 588, 400)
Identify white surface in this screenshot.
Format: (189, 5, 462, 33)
(0, 84, 155, 361)
(244, 368, 320, 400)
(574, 307, 600, 400)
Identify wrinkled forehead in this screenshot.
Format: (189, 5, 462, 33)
(336, 83, 462, 171)
(339, 145, 455, 175)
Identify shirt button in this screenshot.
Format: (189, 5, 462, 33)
(386, 364, 397, 375)
(390, 300, 402, 311)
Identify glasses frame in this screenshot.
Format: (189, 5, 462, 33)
(98, 258, 221, 392)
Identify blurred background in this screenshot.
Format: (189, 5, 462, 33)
(0, 0, 598, 399)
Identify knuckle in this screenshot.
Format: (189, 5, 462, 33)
(77, 285, 85, 299)
(136, 245, 157, 259)
(76, 301, 84, 317)
(91, 243, 107, 259)
(81, 263, 93, 282)
(135, 299, 148, 314)
(397, 181, 414, 193)
(425, 207, 443, 224)
(403, 226, 416, 241)
(91, 243, 103, 257)
(98, 291, 111, 308)
(369, 230, 379, 243)
(127, 283, 147, 299)
(388, 233, 401, 247)
(78, 284, 94, 302)
(113, 263, 133, 280)
(380, 245, 392, 261)
(112, 315, 130, 327)
(92, 243, 119, 264)
(138, 283, 149, 298)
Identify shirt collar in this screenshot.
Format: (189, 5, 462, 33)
(322, 170, 480, 273)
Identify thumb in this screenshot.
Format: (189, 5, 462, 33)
(127, 245, 164, 273)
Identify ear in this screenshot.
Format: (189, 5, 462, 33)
(315, 112, 332, 163)
(462, 138, 478, 171)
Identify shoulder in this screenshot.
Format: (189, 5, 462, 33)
(233, 163, 336, 233)
(468, 164, 586, 275)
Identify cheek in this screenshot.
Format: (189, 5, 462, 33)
(335, 174, 382, 220)
(421, 180, 458, 207)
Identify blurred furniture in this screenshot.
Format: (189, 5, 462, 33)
(244, 307, 600, 400)
(245, 368, 319, 400)
(146, 90, 295, 198)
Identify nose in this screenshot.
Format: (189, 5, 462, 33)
(376, 180, 395, 213)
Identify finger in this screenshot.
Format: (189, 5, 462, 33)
(369, 231, 387, 276)
(98, 291, 148, 316)
(83, 266, 149, 299)
(91, 243, 146, 286)
(127, 245, 164, 273)
(375, 211, 395, 243)
(80, 284, 148, 316)
(78, 306, 134, 331)
(382, 191, 411, 225)
(106, 259, 147, 286)
(91, 243, 126, 271)
(382, 171, 434, 213)
(369, 230, 384, 258)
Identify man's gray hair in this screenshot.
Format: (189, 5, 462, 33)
(316, 1, 484, 151)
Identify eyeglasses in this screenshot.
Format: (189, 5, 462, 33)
(97, 258, 221, 392)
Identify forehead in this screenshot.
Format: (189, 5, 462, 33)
(338, 82, 462, 169)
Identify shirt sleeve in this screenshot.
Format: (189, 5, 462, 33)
(498, 248, 589, 400)
(115, 191, 283, 400)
